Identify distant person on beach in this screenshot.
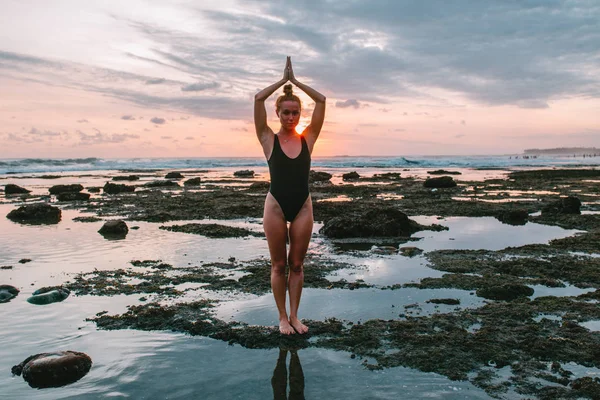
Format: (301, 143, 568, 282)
(254, 56, 326, 335)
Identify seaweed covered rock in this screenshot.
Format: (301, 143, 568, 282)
(0, 285, 19, 303)
(249, 181, 270, 190)
(320, 207, 435, 238)
(6, 203, 61, 224)
(112, 175, 139, 181)
(11, 351, 92, 388)
(542, 196, 581, 215)
(27, 286, 70, 305)
(165, 172, 184, 179)
(423, 176, 457, 188)
(98, 220, 128, 238)
(342, 171, 360, 181)
(103, 182, 136, 194)
(183, 177, 202, 186)
(144, 180, 179, 188)
(57, 192, 90, 201)
(428, 170, 461, 175)
(48, 184, 84, 195)
(399, 246, 424, 257)
(309, 170, 332, 183)
(5, 184, 31, 195)
(476, 283, 534, 301)
(496, 209, 529, 225)
(234, 170, 254, 178)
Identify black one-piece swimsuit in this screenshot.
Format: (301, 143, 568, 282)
(267, 135, 311, 222)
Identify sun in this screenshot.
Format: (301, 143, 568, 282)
(295, 121, 308, 134)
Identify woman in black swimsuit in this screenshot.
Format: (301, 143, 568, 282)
(254, 57, 326, 335)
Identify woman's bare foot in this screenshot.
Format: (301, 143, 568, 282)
(289, 316, 309, 334)
(279, 318, 295, 335)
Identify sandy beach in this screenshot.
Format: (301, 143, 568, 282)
(2, 165, 600, 399)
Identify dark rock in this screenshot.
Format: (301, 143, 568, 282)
(249, 181, 270, 190)
(144, 180, 180, 188)
(476, 284, 534, 301)
(426, 298, 460, 305)
(18, 259, 32, 264)
(1, 266, 13, 270)
(48, 184, 84, 195)
(320, 207, 437, 238)
(423, 176, 457, 188)
(571, 377, 600, 399)
(11, 351, 92, 388)
(428, 170, 462, 175)
(496, 209, 529, 225)
(542, 196, 581, 215)
(0, 284, 20, 303)
(399, 246, 424, 257)
(371, 173, 401, 181)
(183, 177, 202, 186)
(160, 223, 263, 238)
(6, 203, 61, 224)
(73, 216, 102, 223)
(165, 172, 184, 179)
(112, 175, 140, 181)
(103, 182, 136, 194)
(87, 187, 101, 193)
(342, 171, 360, 181)
(57, 192, 90, 201)
(98, 220, 128, 238)
(309, 170, 332, 183)
(5, 184, 31, 194)
(27, 286, 70, 305)
(233, 170, 254, 178)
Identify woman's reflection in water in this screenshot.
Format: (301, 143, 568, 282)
(271, 348, 305, 400)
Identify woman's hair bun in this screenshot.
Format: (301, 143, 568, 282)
(283, 84, 293, 96)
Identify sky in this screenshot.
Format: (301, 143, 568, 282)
(1, 0, 599, 158)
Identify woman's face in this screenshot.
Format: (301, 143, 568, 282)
(278, 100, 301, 130)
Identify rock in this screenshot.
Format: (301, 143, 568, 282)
(476, 283, 534, 301)
(309, 170, 332, 183)
(144, 180, 179, 188)
(0, 285, 19, 303)
(426, 298, 460, 305)
(372, 172, 401, 180)
(496, 209, 529, 225)
(320, 207, 433, 238)
(5, 184, 31, 194)
(249, 181, 270, 190)
(98, 220, 128, 238)
(165, 172, 184, 179)
(342, 171, 360, 181)
(112, 175, 139, 181)
(423, 176, 457, 188)
(11, 351, 92, 388)
(87, 187, 101, 193)
(18, 258, 32, 264)
(542, 196, 581, 215)
(183, 177, 202, 186)
(6, 203, 61, 224)
(27, 286, 70, 305)
(428, 170, 462, 175)
(48, 184, 84, 195)
(57, 192, 91, 201)
(234, 170, 254, 178)
(371, 245, 397, 255)
(399, 246, 424, 257)
(103, 182, 136, 194)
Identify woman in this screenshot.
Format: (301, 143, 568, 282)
(254, 57, 326, 335)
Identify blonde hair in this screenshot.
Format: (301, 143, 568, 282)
(275, 84, 301, 112)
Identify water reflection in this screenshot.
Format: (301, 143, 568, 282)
(272, 348, 305, 400)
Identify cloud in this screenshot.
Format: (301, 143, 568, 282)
(121, 115, 136, 120)
(184, 136, 194, 140)
(160, 135, 172, 139)
(461, 120, 466, 125)
(77, 119, 89, 123)
(181, 81, 219, 92)
(336, 99, 361, 108)
(77, 129, 139, 144)
(231, 127, 248, 132)
(150, 117, 166, 124)
(146, 78, 166, 85)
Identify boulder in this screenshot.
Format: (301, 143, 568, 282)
(428, 170, 461, 175)
(496, 209, 529, 225)
(5, 184, 31, 194)
(399, 246, 424, 257)
(57, 192, 90, 201)
(423, 176, 457, 188)
(112, 175, 139, 181)
(103, 182, 136, 194)
(234, 170, 255, 178)
(0, 285, 19, 303)
(309, 170, 332, 183)
(542, 196, 581, 215)
(476, 284, 534, 301)
(98, 220, 128, 238)
(87, 187, 102, 193)
(6, 203, 61, 224)
(320, 207, 432, 238)
(11, 351, 92, 388)
(48, 184, 83, 195)
(342, 171, 360, 181)
(27, 286, 70, 305)
(165, 172, 184, 179)
(144, 180, 179, 188)
(183, 177, 202, 186)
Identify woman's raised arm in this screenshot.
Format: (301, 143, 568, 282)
(288, 58, 326, 150)
(254, 57, 290, 145)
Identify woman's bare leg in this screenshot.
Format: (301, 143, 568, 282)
(287, 197, 313, 334)
(264, 193, 295, 335)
